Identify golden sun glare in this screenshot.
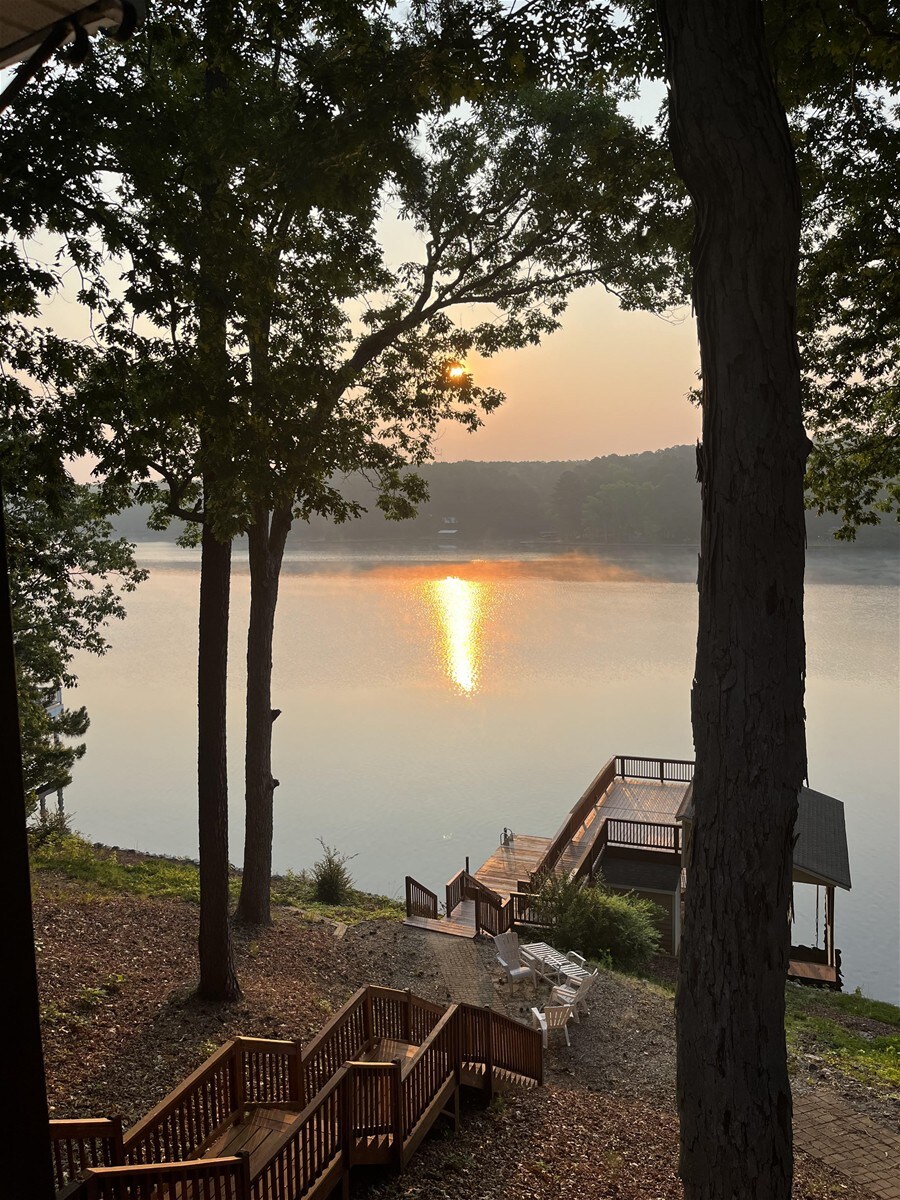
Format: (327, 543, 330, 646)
(427, 575, 484, 694)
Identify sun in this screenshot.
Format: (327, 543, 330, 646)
(446, 362, 466, 381)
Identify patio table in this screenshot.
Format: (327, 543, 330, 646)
(521, 943, 586, 985)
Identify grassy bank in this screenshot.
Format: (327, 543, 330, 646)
(638, 957, 900, 1094)
(785, 983, 900, 1090)
(31, 832, 404, 925)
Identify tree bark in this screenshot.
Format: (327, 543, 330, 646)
(197, 511, 241, 1000)
(0, 482, 55, 1197)
(235, 502, 292, 925)
(656, 2, 807, 1197)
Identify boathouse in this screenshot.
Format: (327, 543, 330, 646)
(405, 755, 852, 988)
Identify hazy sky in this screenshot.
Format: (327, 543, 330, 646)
(434, 285, 701, 462)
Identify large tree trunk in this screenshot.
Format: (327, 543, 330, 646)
(0, 483, 55, 1197)
(235, 502, 292, 925)
(656, 3, 807, 1197)
(197, 511, 241, 1000)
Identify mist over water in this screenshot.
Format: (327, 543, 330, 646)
(64, 544, 899, 1003)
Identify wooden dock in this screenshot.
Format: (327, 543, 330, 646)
(50, 985, 542, 1199)
(404, 756, 691, 942)
(404, 752, 852, 989)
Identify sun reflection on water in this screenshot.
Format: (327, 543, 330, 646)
(426, 576, 485, 695)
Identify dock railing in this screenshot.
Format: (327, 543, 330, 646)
(533, 756, 618, 880)
(405, 875, 439, 920)
(616, 755, 694, 783)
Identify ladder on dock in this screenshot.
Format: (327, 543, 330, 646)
(51, 985, 542, 1199)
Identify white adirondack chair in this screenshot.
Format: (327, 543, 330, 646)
(493, 932, 536, 991)
(549, 968, 597, 1020)
(530, 1003, 574, 1048)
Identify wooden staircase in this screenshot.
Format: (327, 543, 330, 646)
(50, 985, 542, 1200)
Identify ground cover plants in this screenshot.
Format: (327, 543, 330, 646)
(31, 831, 402, 924)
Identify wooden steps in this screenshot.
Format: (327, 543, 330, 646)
(403, 915, 475, 938)
(54, 986, 542, 1200)
(204, 1105, 302, 1177)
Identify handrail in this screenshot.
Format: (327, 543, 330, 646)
(617, 755, 694, 783)
(462, 870, 504, 907)
(400, 1006, 459, 1140)
(534, 756, 617, 880)
(473, 889, 512, 936)
(50, 1117, 124, 1193)
(405, 875, 439, 920)
(84, 1154, 250, 1199)
(400, 1004, 458, 1082)
(57, 987, 543, 1200)
(300, 988, 368, 1100)
(238, 1036, 300, 1107)
(446, 868, 466, 914)
(606, 817, 681, 852)
(366, 983, 444, 1019)
(123, 1039, 238, 1163)
(252, 1070, 348, 1190)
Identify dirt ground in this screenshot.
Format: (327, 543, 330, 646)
(35, 882, 876, 1198)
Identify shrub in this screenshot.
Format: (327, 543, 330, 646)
(535, 872, 662, 971)
(311, 841, 356, 905)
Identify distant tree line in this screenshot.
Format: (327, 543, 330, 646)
(113, 445, 898, 548)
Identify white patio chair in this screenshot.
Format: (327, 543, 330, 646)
(493, 932, 536, 992)
(549, 969, 598, 1020)
(530, 1003, 574, 1048)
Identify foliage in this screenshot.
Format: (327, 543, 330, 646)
(618, 0, 900, 536)
(2, 436, 146, 809)
(785, 984, 900, 1090)
(30, 832, 402, 920)
(536, 872, 662, 971)
(311, 841, 357, 906)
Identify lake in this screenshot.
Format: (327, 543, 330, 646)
(62, 543, 900, 1003)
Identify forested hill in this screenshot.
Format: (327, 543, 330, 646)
(111, 445, 898, 547)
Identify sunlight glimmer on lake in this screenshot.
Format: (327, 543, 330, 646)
(426, 576, 486, 695)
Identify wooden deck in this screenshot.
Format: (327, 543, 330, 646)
(53, 986, 543, 1200)
(788, 958, 841, 988)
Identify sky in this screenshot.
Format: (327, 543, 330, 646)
(432, 285, 701, 463)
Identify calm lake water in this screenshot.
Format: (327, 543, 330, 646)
(63, 544, 900, 1003)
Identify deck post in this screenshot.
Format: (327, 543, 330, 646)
(236, 1150, 252, 1200)
(289, 1039, 305, 1107)
(229, 1041, 245, 1119)
(109, 1115, 125, 1165)
(364, 986, 374, 1044)
(825, 886, 835, 968)
(340, 1068, 352, 1187)
(404, 989, 412, 1042)
(391, 1058, 404, 1169)
(483, 1006, 494, 1098)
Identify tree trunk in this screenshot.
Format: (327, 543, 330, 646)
(197, 511, 241, 1000)
(0, 482, 55, 1197)
(235, 502, 292, 925)
(656, 3, 807, 1197)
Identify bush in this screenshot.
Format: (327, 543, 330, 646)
(535, 872, 662, 971)
(311, 841, 356, 905)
